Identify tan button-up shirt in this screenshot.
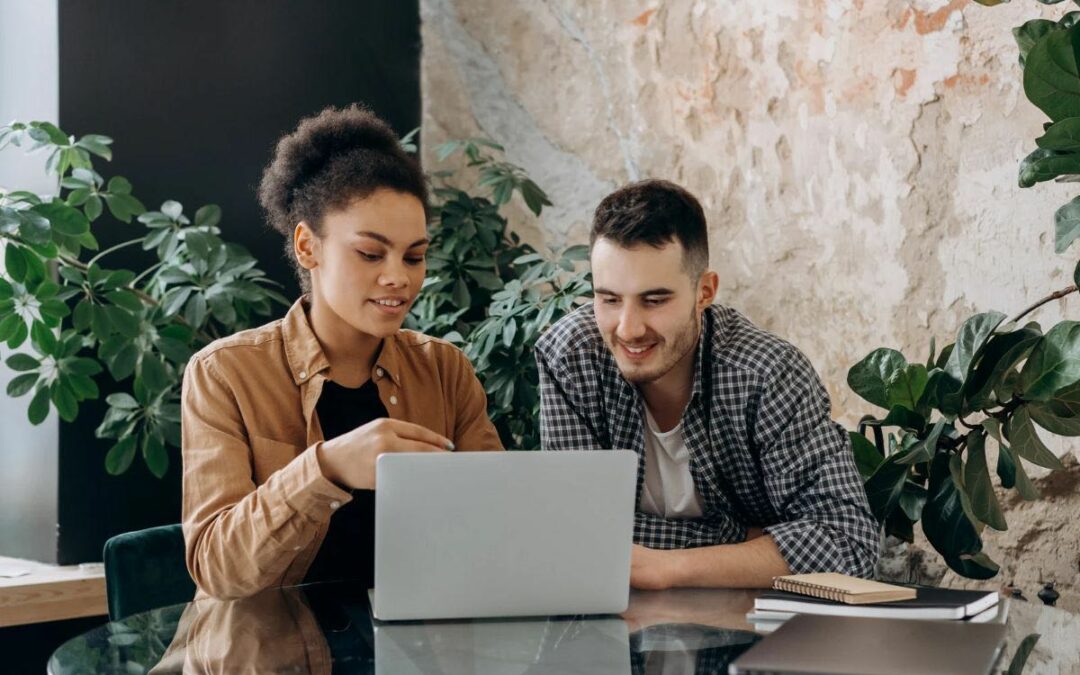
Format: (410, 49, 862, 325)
(181, 298, 503, 599)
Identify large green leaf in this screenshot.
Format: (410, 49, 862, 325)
(105, 436, 137, 475)
(1024, 26, 1080, 123)
(961, 325, 1042, 411)
(1007, 634, 1041, 675)
(963, 431, 1007, 531)
(32, 201, 89, 237)
(1008, 406, 1066, 469)
(922, 454, 982, 564)
(1018, 147, 1080, 187)
(847, 348, 906, 409)
(1020, 321, 1080, 399)
(945, 312, 1007, 384)
(863, 455, 908, 523)
(896, 418, 946, 465)
(1028, 380, 1080, 435)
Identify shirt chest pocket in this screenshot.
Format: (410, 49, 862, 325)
(250, 435, 305, 484)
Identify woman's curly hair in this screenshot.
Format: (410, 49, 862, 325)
(257, 104, 427, 290)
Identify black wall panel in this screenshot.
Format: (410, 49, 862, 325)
(57, 0, 420, 563)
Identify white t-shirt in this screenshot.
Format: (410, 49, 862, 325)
(640, 407, 705, 519)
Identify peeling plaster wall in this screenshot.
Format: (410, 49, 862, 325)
(421, 0, 1079, 604)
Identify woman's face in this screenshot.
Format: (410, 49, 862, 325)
(296, 188, 428, 338)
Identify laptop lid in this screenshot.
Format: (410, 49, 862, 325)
(728, 613, 1007, 675)
(373, 450, 637, 621)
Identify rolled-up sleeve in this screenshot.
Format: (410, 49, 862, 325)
(755, 350, 880, 577)
(181, 354, 350, 599)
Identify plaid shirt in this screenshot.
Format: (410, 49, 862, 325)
(535, 303, 879, 577)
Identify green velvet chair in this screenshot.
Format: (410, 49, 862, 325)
(103, 523, 196, 621)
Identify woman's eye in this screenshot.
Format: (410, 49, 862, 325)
(358, 251, 383, 261)
(404, 256, 425, 266)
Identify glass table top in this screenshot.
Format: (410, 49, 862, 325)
(47, 582, 1080, 674)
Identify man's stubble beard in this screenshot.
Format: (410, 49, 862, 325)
(617, 306, 701, 385)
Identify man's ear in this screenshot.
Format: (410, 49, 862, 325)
(294, 222, 320, 271)
(697, 270, 719, 311)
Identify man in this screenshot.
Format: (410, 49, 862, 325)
(535, 180, 879, 589)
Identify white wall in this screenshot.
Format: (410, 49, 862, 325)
(0, 0, 59, 561)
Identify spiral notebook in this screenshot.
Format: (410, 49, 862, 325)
(771, 573, 916, 604)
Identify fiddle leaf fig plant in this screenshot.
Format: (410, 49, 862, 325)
(853, 1, 1080, 581)
(0, 121, 289, 477)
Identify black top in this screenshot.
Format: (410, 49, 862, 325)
(303, 378, 388, 587)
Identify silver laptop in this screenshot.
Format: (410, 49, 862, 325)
(371, 450, 637, 621)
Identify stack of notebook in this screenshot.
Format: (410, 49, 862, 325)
(748, 573, 1002, 633)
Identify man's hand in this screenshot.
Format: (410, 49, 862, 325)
(630, 544, 681, 590)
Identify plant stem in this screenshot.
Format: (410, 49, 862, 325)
(1011, 284, 1078, 323)
(86, 238, 145, 268)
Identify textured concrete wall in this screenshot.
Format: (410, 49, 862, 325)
(421, 0, 1079, 605)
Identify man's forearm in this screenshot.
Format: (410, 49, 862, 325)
(668, 534, 792, 588)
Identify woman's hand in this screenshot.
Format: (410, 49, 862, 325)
(316, 418, 453, 490)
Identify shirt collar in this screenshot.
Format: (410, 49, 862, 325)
(281, 295, 403, 387)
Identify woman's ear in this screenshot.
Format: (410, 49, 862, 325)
(294, 222, 320, 271)
(697, 270, 719, 310)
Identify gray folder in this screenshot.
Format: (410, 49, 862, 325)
(728, 613, 1007, 675)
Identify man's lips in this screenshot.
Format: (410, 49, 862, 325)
(619, 342, 658, 361)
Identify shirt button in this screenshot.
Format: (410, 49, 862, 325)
(330, 500, 341, 510)
(376, 367, 385, 378)
(298, 370, 308, 380)
(389, 395, 398, 405)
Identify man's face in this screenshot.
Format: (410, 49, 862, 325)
(591, 238, 711, 384)
(299, 188, 429, 338)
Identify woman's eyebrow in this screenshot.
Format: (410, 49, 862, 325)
(354, 230, 430, 248)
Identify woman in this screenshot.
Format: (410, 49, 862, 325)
(181, 105, 503, 599)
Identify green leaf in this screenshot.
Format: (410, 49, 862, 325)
(104, 193, 146, 223)
(50, 381, 78, 422)
(1007, 634, 1041, 675)
(106, 392, 140, 410)
(27, 385, 50, 424)
(194, 204, 222, 229)
(142, 434, 168, 478)
(6, 373, 38, 397)
(138, 355, 170, 394)
(896, 418, 946, 465)
(922, 454, 984, 571)
(1008, 406, 1066, 469)
(863, 455, 908, 523)
(32, 201, 89, 236)
(30, 321, 58, 355)
(161, 200, 183, 220)
(1037, 116, 1080, 150)
(961, 326, 1042, 410)
(898, 482, 928, 522)
(885, 363, 928, 411)
(850, 431, 884, 479)
(996, 436, 1017, 489)
(502, 318, 517, 347)
(963, 431, 1007, 531)
(519, 179, 551, 216)
(1020, 321, 1080, 399)
(1024, 26, 1080, 123)
(84, 195, 103, 222)
(6, 353, 40, 371)
(847, 348, 907, 410)
(105, 289, 143, 313)
(105, 436, 137, 475)
(948, 551, 1001, 580)
(880, 405, 927, 433)
(107, 176, 131, 195)
(452, 278, 471, 308)
(76, 134, 112, 160)
(4, 244, 28, 282)
(945, 312, 1006, 384)
(1019, 148, 1080, 187)
(1014, 19, 1058, 67)
(1054, 194, 1080, 253)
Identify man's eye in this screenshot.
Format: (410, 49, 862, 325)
(601, 297, 619, 305)
(644, 298, 668, 306)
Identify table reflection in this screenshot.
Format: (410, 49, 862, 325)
(49, 583, 762, 674)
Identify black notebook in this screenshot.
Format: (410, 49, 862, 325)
(754, 586, 999, 620)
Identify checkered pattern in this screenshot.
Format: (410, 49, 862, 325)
(535, 304, 879, 577)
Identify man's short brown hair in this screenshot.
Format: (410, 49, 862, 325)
(590, 179, 709, 277)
